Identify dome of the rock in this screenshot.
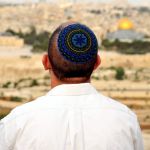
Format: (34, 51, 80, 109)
(118, 18, 134, 30)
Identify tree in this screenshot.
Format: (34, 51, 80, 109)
(115, 67, 125, 80)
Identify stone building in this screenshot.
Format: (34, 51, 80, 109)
(105, 18, 145, 42)
(0, 32, 24, 47)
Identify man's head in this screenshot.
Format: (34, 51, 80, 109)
(42, 22, 101, 83)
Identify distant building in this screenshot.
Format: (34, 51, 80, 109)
(0, 32, 24, 47)
(106, 18, 145, 42)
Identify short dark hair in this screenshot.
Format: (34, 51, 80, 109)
(48, 23, 98, 82)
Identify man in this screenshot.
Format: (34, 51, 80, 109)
(0, 22, 143, 150)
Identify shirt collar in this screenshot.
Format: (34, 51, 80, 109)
(47, 83, 98, 96)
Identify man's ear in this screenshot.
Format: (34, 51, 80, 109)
(94, 54, 101, 70)
(42, 54, 51, 70)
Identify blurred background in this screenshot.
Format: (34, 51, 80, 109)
(0, 0, 150, 149)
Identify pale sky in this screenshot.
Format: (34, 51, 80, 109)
(0, 0, 150, 5)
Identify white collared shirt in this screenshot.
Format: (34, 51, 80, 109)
(0, 83, 143, 150)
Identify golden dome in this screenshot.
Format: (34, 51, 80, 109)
(118, 18, 134, 30)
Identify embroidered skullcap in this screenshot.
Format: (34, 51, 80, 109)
(57, 23, 98, 63)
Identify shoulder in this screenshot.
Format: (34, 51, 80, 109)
(97, 93, 137, 119)
(1, 95, 46, 124)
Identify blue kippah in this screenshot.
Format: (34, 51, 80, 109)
(57, 23, 98, 63)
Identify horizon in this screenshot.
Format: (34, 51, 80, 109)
(0, 0, 150, 6)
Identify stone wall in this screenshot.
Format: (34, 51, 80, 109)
(0, 36, 24, 47)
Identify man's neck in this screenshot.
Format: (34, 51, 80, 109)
(50, 71, 90, 89)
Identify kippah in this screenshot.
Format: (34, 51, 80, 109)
(57, 23, 98, 63)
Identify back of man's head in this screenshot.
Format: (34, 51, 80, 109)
(48, 22, 99, 82)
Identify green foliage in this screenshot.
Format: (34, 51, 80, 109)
(1, 77, 42, 90)
(2, 81, 11, 88)
(30, 79, 39, 87)
(14, 82, 18, 88)
(32, 31, 50, 53)
(92, 75, 100, 80)
(102, 39, 115, 48)
(107, 66, 116, 70)
(115, 67, 125, 80)
(6, 28, 16, 35)
(102, 39, 150, 54)
(10, 96, 23, 102)
(6, 27, 51, 53)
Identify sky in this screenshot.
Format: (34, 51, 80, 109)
(0, 0, 150, 5)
